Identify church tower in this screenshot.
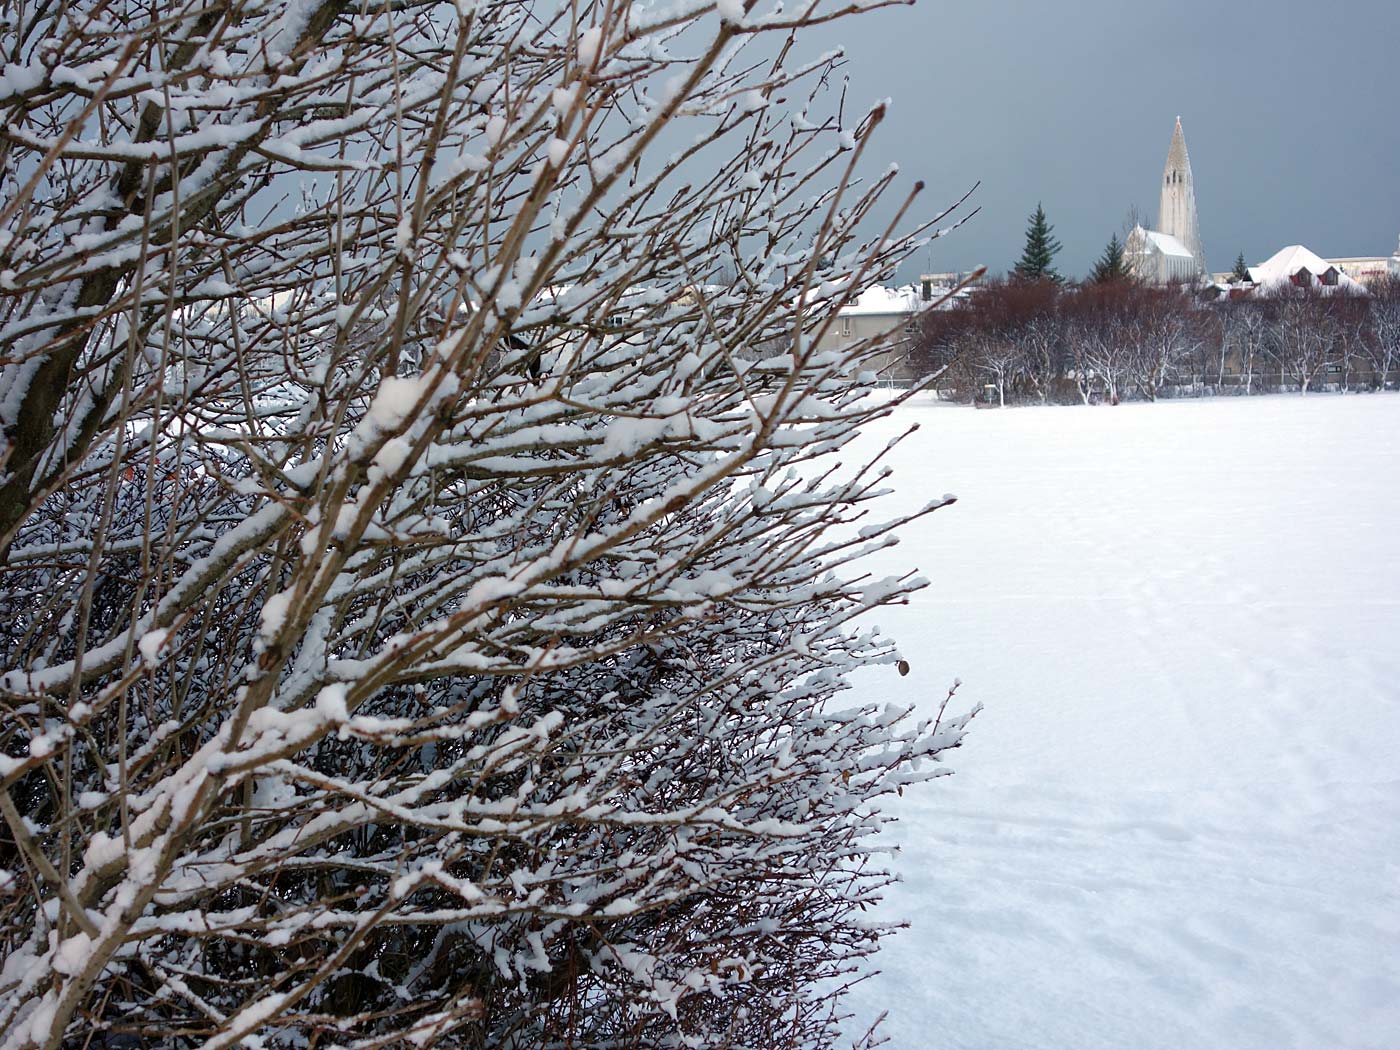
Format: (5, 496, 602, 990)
(1157, 117, 1205, 275)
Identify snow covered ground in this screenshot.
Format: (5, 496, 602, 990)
(842, 394, 1400, 1050)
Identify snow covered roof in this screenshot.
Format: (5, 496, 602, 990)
(1256, 245, 1338, 279)
(838, 284, 922, 316)
(1140, 230, 1195, 259)
(1249, 245, 1364, 293)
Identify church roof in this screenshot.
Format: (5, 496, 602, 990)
(1140, 229, 1195, 259)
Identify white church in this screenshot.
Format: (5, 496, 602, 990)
(1126, 118, 1208, 284)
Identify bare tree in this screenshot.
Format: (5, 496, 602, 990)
(972, 332, 1023, 408)
(1219, 301, 1269, 394)
(0, 3, 977, 1049)
(1063, 282, 1137, 404)
(1019, 309, 1068, 404)
(1333, 293, 1372, 391)
(1125, 286, 1200, 402)
(915, 278, 1060, 404)
(914, 298, 981, 401)
(1363, 274, 1400, 389)
(1266, 287, 1343, 394)
(1180, 306, 1221, 395)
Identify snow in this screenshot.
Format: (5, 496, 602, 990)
(1256, 244, 1341, 279)
(0, 62, 45, 102)
(258, 590, 293, 641)
(395, 215, 416, 255)
(137, 628, 169, 663)
(49, 933, 92, 977)
(1140, 228, 1194, 259)
(552, 86, 577, 114)
(1249, 244, 1365, 293)
(845, 394, 1400, 1050)
(369, 437, 412, 482)
(366, 375, 425, 431)
(715, 0, 746, 24)
(839, 283, 921, 317)
(577, 27, 602, 67)
(266, 0, 322, 58)
(314, 683, 349, 723)
(205, 992, 290, 1050)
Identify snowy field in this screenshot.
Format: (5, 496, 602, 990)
(841, 394, 1400, 1050)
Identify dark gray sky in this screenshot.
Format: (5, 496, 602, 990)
(811, 0, 1400, 281)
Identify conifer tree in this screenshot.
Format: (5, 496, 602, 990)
(1013, 203, 1063, 282)
(1090, 233, 1130, 284)
(1231, 252, 1252, 283)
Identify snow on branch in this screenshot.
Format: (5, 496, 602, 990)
(0, 2, 974, 1048)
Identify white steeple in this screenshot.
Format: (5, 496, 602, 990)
(1157, 117, 1205, 276)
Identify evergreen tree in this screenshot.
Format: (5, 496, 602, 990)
(1090, 233, 1130, 283)
(1013, 203, 1063, 282)
(1231, 251, 1251, 283)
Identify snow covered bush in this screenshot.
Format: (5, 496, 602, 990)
(0, 1, 974, 1047)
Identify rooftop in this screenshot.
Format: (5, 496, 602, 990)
(838, 284, 922, 316)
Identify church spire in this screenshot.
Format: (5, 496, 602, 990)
(1164, 116, 1191, 180)
(1157, 117, 1205, 275)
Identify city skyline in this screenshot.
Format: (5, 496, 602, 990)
(812, 0, 1400, 280)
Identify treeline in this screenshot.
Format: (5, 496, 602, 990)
(914, 276, 1400, 405)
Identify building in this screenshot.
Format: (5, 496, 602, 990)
(1247, 245, 1365, 295)
(1126, 228, 1201, 284)
(1214, 239, 1400, 289)
(1327, 256, 1392, 285)
(1126, 117, 1208, 284)
(919, 270, 984, 303)
(1324, 241, 1400, 285)
(810, 284, 922, 383)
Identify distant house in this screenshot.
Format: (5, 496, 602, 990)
(1326, 256, 1393, 285)
(1213, 238, 1400, 289)
(1323, 238, 1400, 285)
(919, 270, 984, 303)
(1247, 245, 1365, 295)
(809, 284, 922, 383)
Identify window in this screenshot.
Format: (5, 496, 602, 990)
(839, 316, 853, 338)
